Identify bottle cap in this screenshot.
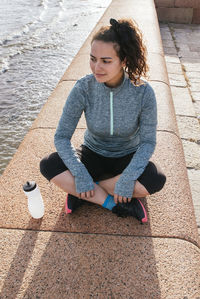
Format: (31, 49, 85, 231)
(23, 181, 37, 192)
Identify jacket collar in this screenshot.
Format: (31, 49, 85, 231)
(99, 72, 128, 94)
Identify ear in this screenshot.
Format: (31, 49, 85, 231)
(121, 58, 126, 67)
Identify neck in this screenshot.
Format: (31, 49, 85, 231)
(105, 70, 124, 88)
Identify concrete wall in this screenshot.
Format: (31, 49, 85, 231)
(155, 0, 200, 23)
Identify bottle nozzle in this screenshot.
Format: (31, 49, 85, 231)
(23, 181, 36, 192)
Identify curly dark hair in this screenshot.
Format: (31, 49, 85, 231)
(91, 18, 149, 85)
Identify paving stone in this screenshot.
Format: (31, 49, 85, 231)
(182, 139, 200, 169)
(162, 39, 176, 48)
(170, 23, 194, 29)
(174, 29, 194, 35)
(0, 229, 200, 299)
(174, 29, 200, 36)
(178, 50, 200, 59)
(162, 23, 200, 235)
(168, 73, 187, 87)
(194, 101, 200, 119)
(164, 54, 180, 64)
(189, 45, 200, 52)
(165, 62, 183, 74)
(170, 86, 196, 116)
(192, 92, 200, 102)
(188, 77, 200, 86)
(181, 59, 200, 69)
(160, 30, 174, 41)
(159, 24, 170, 35)
(189, 24, 200, 31)
(189, 82, 200, 92)
(187, 169, 200, 227)
(174, 36, 198, 46)
(159, 22, 170, 29)
(165, 23, 200, 205)
(175, 44, 190, 52)
(163, 46, 178, 55)
(187, 32, 200, 39)
(186, 71, 200, 80)
(176, 115, 200, 141)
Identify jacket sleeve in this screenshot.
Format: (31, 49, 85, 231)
(114, 84, 157, 198)
(54, 81, 94, 194)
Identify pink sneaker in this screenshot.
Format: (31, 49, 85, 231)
(65, 194, 84, 214)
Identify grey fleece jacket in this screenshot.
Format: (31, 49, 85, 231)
(54, 74, 157, 198)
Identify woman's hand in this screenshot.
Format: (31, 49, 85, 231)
(79, 189, 94, 200)
(114, 194, 131, 204)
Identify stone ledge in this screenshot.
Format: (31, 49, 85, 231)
(0, 128, 199, 247)
(155, 0, 175, 7)
(157, 7, 193, 23)
(175, 0, 200, 8)
(155, 1, 200, 23)
(0, 229, 200, 298)
(155, 0, 200, 8)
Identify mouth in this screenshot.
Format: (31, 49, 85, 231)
(95, 73, 106, 77)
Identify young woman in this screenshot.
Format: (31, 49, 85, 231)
(40, 18, 166, 223)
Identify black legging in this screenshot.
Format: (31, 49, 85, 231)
(40, 145, 166, 195)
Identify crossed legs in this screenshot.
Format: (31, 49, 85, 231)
(51, 170, 149, 206)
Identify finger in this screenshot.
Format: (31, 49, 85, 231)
(90, 190, 94, 197)
(122, 197, 127, 203)
(127, 197, 132, 203)
(114, 194, 118, 204)
(80, 192, 86, 199)
(118, 196, 123, 203)
(85, 191, 90, 198)
(87, 190, 93, 198)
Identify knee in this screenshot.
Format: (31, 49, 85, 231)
(40, 152, 67, 181)
(40, 155, 51, 180)
(152, 173, 166, 194)
(142, 162, 167, 195)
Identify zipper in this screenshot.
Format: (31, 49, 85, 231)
(110, 91, 113, 135)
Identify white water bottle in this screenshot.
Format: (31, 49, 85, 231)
(23, 181, 44, 219)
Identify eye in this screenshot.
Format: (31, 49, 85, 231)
(90, 57, 96, 62)
(103, 60, 111, 64)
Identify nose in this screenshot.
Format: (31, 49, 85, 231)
(95, 61, 103, 73)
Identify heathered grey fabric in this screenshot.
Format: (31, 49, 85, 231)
(54, 74, 157, 198)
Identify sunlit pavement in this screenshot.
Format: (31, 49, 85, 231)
(160, 22, 200, 236)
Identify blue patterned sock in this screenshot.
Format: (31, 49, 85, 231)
(102, 194, 116, 211)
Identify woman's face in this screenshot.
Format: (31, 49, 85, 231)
(90, 40, 125, 88)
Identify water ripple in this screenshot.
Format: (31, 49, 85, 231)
(0, 0, 111, 175)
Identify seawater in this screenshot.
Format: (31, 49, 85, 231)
(0, 0, 111, 175)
